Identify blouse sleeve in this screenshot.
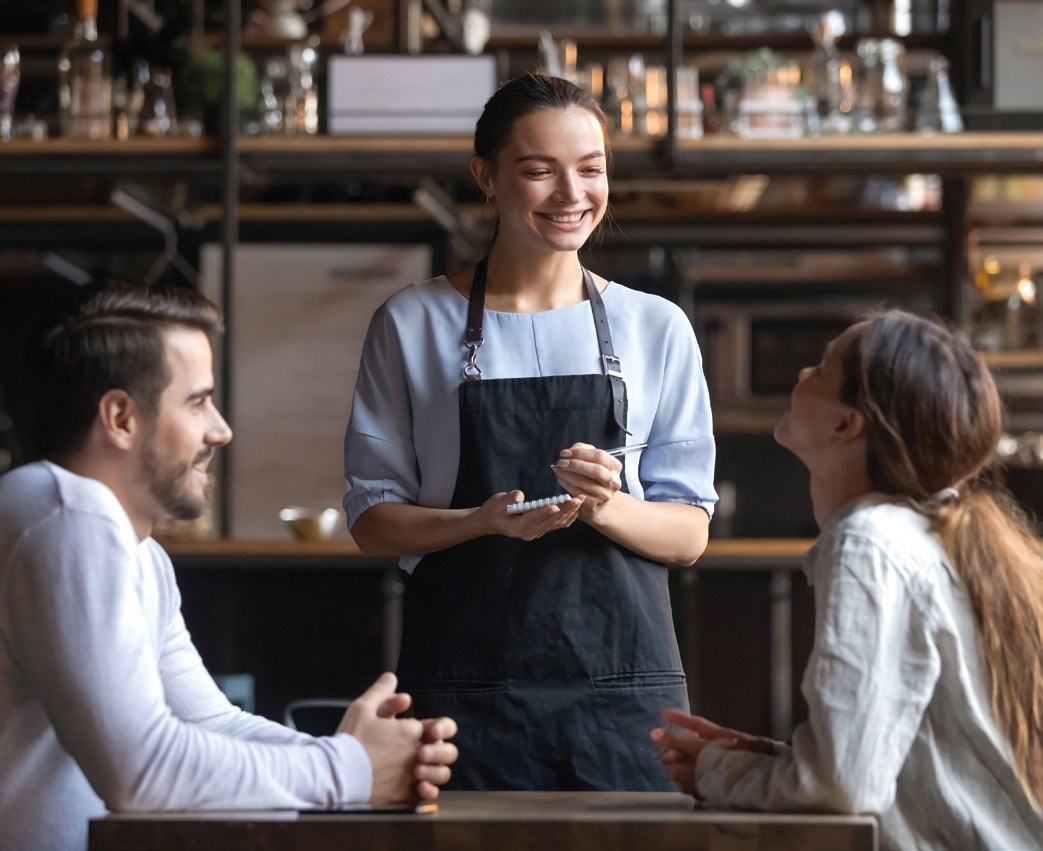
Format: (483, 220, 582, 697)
(639, 303, 717, 516)
(343, 302, 419, 532)
(693, 531, 941, 813)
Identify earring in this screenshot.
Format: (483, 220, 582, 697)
(485, 194, 494, 204)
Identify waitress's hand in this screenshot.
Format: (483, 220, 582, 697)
(475, 490, 585, 541)
(550, 442, 623, 522)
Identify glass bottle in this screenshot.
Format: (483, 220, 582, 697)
(260, 57, 295, 135)
(854, 38, 907, 134)
(915, 55, 963, 134)
(804, 11, 854, 135)
(288, 41, 319, 136)
(0, 45, 19, 142)
(58, 0, 112, 139)
(137, 66, 178, 137)
(601, 57, 631, 137)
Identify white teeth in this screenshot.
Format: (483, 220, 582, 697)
(548, 213, 583, 223)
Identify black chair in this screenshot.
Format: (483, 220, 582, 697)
(282, 699, 352, 736)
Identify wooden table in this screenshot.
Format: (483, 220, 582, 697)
(88, 791, 878, 850)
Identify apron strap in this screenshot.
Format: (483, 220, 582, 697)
(583, 268, 630, 435)
(463, 257, 488, 381)
(463, 258, 630, 433)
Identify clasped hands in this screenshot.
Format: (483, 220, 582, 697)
(337, 672, 458, 803)
(651, 708, 776, 798)
(477, 442, 623, 541)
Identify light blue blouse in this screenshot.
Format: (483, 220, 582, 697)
(344, 275, 717, 573)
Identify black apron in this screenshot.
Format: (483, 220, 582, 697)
(397, 259, 689, 791)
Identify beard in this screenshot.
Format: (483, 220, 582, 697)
(141, 444, 211, 520)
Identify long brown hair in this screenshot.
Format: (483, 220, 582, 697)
(840, 309, 1043, 807)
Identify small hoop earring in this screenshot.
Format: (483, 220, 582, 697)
(485, 194, 494, 204)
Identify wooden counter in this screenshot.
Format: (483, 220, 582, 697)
(158, 536, 815, 566)
(88, 791, 878, 851)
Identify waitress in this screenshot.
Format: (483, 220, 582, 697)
(343, 73, 716, 790)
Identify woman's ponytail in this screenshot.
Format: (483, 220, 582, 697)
(933, 484, 1043, 807)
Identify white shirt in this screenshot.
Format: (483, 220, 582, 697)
(343, 276, 717, 572)
(0, 462, 372, 851)
(693, 493, 1043, 850)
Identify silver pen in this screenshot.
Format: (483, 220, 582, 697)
(605, 443, 648, 457)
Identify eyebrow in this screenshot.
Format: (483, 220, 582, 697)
(514, 151, 606, 164)
(186, 387, 215, 403)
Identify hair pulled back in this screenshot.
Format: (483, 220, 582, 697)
(841, 309, 1043, 807)
(473, 72, 611, 169)
(32, 281, 222, 459)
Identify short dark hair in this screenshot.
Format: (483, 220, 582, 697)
(474, 72, 612, 171)
(31, 281, 222, 458)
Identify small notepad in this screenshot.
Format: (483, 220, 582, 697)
(506, 494, 572, 514)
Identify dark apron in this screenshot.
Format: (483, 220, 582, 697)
(397, 259, 688, 791)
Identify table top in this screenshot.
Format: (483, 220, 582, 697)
(89, 790, 878, 851)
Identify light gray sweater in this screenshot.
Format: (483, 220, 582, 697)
(0, 461, 371, 851)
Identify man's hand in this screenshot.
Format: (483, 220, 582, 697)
(336, 673, 426, 803)
(413, 717, 459, 800)
(651, 708, 775, 797)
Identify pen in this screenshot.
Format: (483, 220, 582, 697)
(605, 443, 648, 457)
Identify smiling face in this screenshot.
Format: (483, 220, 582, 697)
(136, 326, 232, 523)
(473, 106, 609, 256)
(774, 323, 863, 465)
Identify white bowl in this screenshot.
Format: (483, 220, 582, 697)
(279, 506, 342, 540)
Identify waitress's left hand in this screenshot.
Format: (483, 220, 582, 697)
(551, 442, 623, 522)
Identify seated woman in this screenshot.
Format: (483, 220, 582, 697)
(653, 310, 1043, 850)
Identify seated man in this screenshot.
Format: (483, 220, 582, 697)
(0, 281, 458, 851)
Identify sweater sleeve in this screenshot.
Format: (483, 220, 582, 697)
(694, 532, 941, 813)
(4, 511, 372, 811)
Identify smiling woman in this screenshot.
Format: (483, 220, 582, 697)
(343, 73, 718, 792)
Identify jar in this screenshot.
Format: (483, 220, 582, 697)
(855, 38, 907, 133)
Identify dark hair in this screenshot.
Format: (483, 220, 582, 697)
(840, 309, 1043, 807)
(31, 281, 222, 458)
(474, 72, 612, 169)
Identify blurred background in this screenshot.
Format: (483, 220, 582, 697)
(1, 0, 1042, 739)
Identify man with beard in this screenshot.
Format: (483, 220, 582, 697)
(0, 281, 458, 851)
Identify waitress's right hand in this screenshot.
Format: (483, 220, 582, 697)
(476, 491, 585, 541)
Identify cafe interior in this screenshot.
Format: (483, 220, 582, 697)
(1, 0, 1042, 846)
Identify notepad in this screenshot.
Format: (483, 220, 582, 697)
(506, 494, 572, 514)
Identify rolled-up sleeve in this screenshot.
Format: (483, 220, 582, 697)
(343, 303, 418, 532)
(640, 304, 717, 516)
(693, 532, 940, 813)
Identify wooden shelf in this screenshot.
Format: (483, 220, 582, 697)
(4, 132, 1043, 179)
(487, 27, 943, 53)
(0, 137, 221, 176)
(984, 350, 1043, 368)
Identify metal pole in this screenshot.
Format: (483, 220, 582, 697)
(769, 569, 793, 742)
(218, 0, 241, 538)
(665, 0, 681, 170)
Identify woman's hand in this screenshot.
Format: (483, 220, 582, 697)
(550, 442, 623, 523)
(651, 708, 776, 797)
(474, 490, 585, 541)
